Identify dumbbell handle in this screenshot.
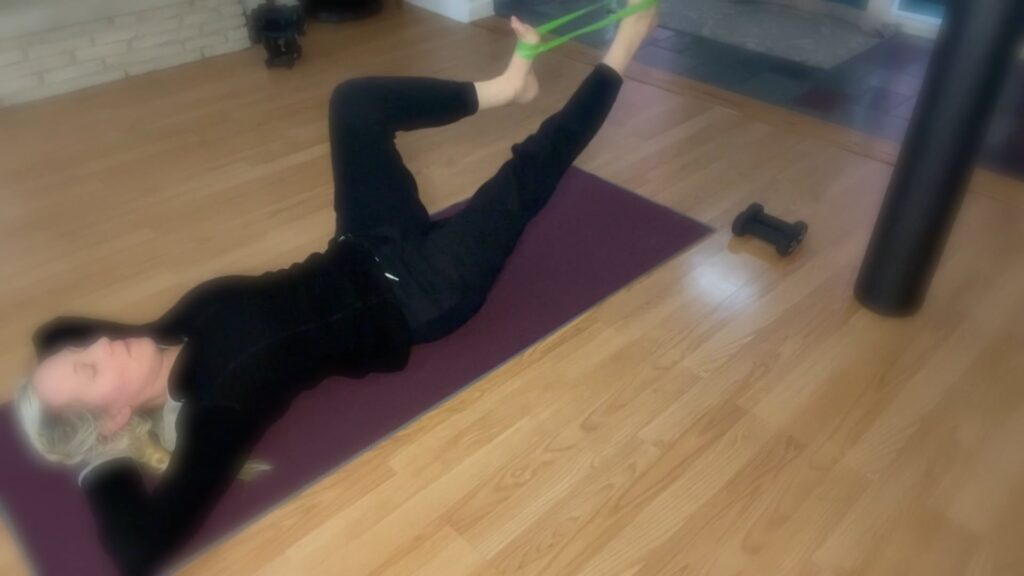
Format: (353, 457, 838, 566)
(744, 219, 792, 247)
(750, 210, 804, 238)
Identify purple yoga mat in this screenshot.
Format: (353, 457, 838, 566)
(0, 167, 712, 575)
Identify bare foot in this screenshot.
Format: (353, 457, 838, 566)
(514, 70, 539, 103)
(602, 0, 659, 74)
(508, 15, 540, 104)
(621, 0, 659, 40)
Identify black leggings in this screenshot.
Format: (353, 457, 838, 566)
(328, 63, 623, 344)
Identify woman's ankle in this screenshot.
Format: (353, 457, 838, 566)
(473, 77, 511, 110)
(595, 62, 624, 83)
(601, 42, 633, 76)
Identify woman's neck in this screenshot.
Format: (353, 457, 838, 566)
(138, 344, 184, 410)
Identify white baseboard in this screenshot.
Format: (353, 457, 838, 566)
(405, 0, 494, 23)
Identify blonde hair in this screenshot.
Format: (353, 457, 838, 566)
(13, 349, 272, 481)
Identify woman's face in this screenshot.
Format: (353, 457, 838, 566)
(31, 336, 164, 419)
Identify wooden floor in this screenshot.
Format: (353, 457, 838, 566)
(3, 4, 1024, 575)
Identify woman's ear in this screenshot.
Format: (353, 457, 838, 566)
(98, 406, 131, 438)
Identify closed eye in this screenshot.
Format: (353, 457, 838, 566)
(66, 346, 95, 383)
(74, 361, 96, 381)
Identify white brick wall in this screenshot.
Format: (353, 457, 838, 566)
(0, 74, 40, 97)
(0, 49, 25, 68)
(0, 0, 252, 108)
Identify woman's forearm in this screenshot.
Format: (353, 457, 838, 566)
(83, 404, 261, 575)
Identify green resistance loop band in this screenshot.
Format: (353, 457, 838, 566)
(514, 0, 659, 60)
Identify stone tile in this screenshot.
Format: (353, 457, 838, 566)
(855, 86, 913, 114)
(639, 26, 677, 48)
(759, 57, 820, 82)
(682, 37, 743, 62)
(901, 58, 932, 79)
(694, 59, 763, 93)
(890, 96, 920, 121)
(872, 114, 911, 143)
(835, 61, 925, 96)
(743, 71, 815, 105)
(652, 33, 694, 53)
(793, 86, 851, 114)
(863, 70, 923, 96)
(817, 67, 873, 98)
(820, 105, 910, 143)
(635, 44, 699, 77)
(649, 26, 677, 41)
(860, 35, 934, 74)
(821, 103, 872, 128)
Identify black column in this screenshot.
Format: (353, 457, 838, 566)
(855, 0, 1024, 316)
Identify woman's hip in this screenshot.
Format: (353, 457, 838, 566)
(356, 230, 493, 344)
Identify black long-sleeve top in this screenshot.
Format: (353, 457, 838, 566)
(31, 234, 413, 575)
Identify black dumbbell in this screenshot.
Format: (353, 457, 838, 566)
(731, 203, 808, 256)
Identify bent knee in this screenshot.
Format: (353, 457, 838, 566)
(509, 138, 563, 194)
(330, 78, 378, 124)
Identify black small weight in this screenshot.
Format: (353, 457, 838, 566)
(731, 203, 764, 236)
(746, 220, 792, 255)
(732, 203, 807, 257)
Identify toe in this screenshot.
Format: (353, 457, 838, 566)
(511, 16, 540, 44)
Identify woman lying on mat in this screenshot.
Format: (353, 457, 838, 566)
(12, 3, 658, 575)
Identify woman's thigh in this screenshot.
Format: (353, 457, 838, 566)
(363, 64, 623, 340)
(364, 229, 483, 343)
(329, 93, 430, 241)
(408, 63, 624, 301)
(384, 171, 530, 344)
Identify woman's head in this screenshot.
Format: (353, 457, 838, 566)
(14, 335, 177, 470)
(15, 334, 272, 480)
(30, 336, 169, 438)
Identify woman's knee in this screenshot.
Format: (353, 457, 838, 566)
(508, 137, 565, 211)
(330, 78, 377, 124)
